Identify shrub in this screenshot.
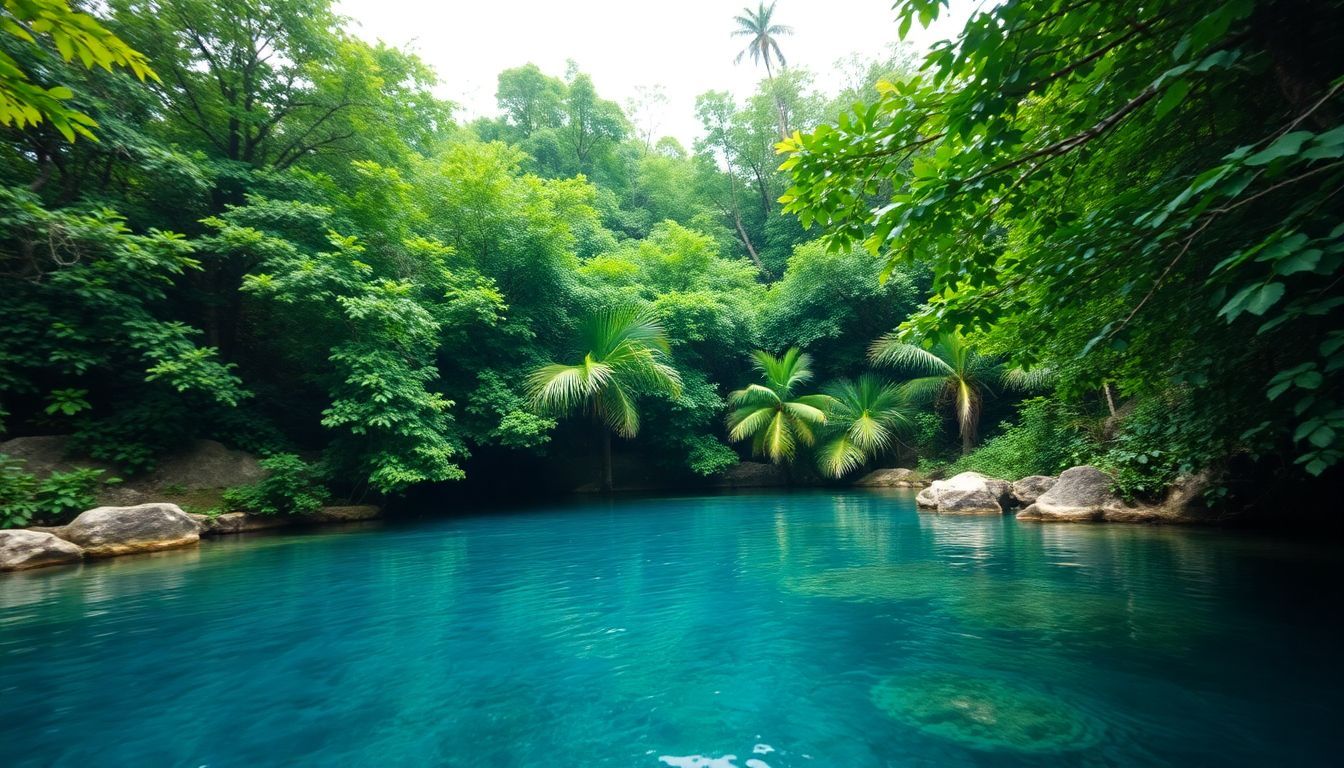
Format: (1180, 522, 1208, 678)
(0, 454, 113, 528)
(221, 453, 328, 517)
(1094, 394, 1226, 501)
(948, 398, 1094, 480)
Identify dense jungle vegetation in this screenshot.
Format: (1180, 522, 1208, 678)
(1, 0, 1341, 520)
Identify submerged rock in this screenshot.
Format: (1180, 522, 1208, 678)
(188, 506, 381, 536)
(853, 468, 927, 488)
(308, 505, 380, 522)
(786, 562, 952, 603)
(918, 472, 1009, 515)
(61, 503, 199, 557)
(871, 671, 1101, 753)
(188, 511, 289, 535)
(1011, 475, 1057, 507)
(0, 530, 84, 571)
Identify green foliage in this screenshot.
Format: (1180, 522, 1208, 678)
(871, 330, 1011, 455)
(947, 399, 1094, 481)
(1093, 396, 1228, 500)
(681, 433, 741, 477)
(817, 374, 914, 478)
(0, 454, 112, 527)
(781, 0, 1344, 479)
(1, 0, 155, 139)
(221, 453, 327, 517)
(761, 242, 926, 376)
(528, 305, 682, 439)
(727, 348, 832, 464)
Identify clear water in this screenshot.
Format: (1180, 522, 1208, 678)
(1, 490, 1339, 767)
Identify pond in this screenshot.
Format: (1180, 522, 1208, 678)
(1, 490, 1339, 766)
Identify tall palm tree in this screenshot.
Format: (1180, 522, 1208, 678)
(869, 330, 1009, 456)
(817, 375, 916, 478)
(528, 305, 682, 491)
(727, 348, 832, 463)
(732, 1, 792, 137)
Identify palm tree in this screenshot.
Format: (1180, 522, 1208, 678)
(817, 375, 916, 478)
(727, 348, 833, 463)
(732, 1, 792, 137)
(528, 305, 682, 491)
(869, 330, 1009, 456)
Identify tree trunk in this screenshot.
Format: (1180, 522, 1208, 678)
(601, 427, 614, 492)
(726, 176, 765, 271)
(763, 60, 789, 138)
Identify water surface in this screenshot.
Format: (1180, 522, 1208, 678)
(2, 490, 1339, 766)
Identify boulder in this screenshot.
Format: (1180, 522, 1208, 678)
(917, 472, 1008, 515)
(143, 440, 265, 491)
(1016, 466, 1119, 522)
(0, 435, 117, 478)
(915, 485, 938, 508)
(1011, 475, 1057, 507)
(61, 503, 199, 557)
(853, 468, 927, 488)
(189, 512, 290, 535)
(309, 505, 380, 523)
(713, 461, 789, 489)
(1017, 465, 1221, 524)
(0, 530, 84, 571)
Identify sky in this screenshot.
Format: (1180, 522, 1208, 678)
(332, 0, 977, 145)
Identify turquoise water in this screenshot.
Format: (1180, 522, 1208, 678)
(1, 490, 1339, 767)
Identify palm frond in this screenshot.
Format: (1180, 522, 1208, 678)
(728, 405, 777, 442)
(728, 383, 781, 408)
(1002, 365, 1055, 391)
(869, 332, 956, 375)
(527, 357, 612, 414)
(783, 399, 827, 426)
(762, 410, 796, 462)
(596, 381, 640, 438)
(818, 435, 866, 479)
(897, 375, 950, 404)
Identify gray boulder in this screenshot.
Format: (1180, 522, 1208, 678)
(144, 440, 265, 491)
(62, 503, 199, 557)
(1018, 465, 1220, 524)
(915, 485, 938, 508)
(1011, 475, 1057, 507)
(918, 472, 1008, 515)
(853, 468, 927, 488)
(1016, 466, 1118, 522)
(0, 530, 84, 571)
(713, 461, 789, 489)
(189, 511, 291, 535)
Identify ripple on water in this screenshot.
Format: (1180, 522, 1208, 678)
(870, 670, 1103, 754)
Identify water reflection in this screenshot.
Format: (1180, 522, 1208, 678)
(0, 491, 1339, 768)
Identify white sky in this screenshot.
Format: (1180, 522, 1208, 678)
(333, 0, 977, 145)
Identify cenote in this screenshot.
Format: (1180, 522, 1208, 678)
(2, 490, 1339, 767)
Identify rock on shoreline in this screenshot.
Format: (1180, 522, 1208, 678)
(59, 503, 200, 557)
(853, 468, 929, 488)
(3, 503, 382, 572)
(0, 530, 84, 571)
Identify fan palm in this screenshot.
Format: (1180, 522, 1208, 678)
(732, 1, 792, 137)
(727, 348, 833, 463)
(528, 305, 682, 490)
(817, 375, 916, 478)
(869, 330, 1008, 456)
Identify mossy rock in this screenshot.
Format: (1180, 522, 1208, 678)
(871, 671, 1101, 753)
